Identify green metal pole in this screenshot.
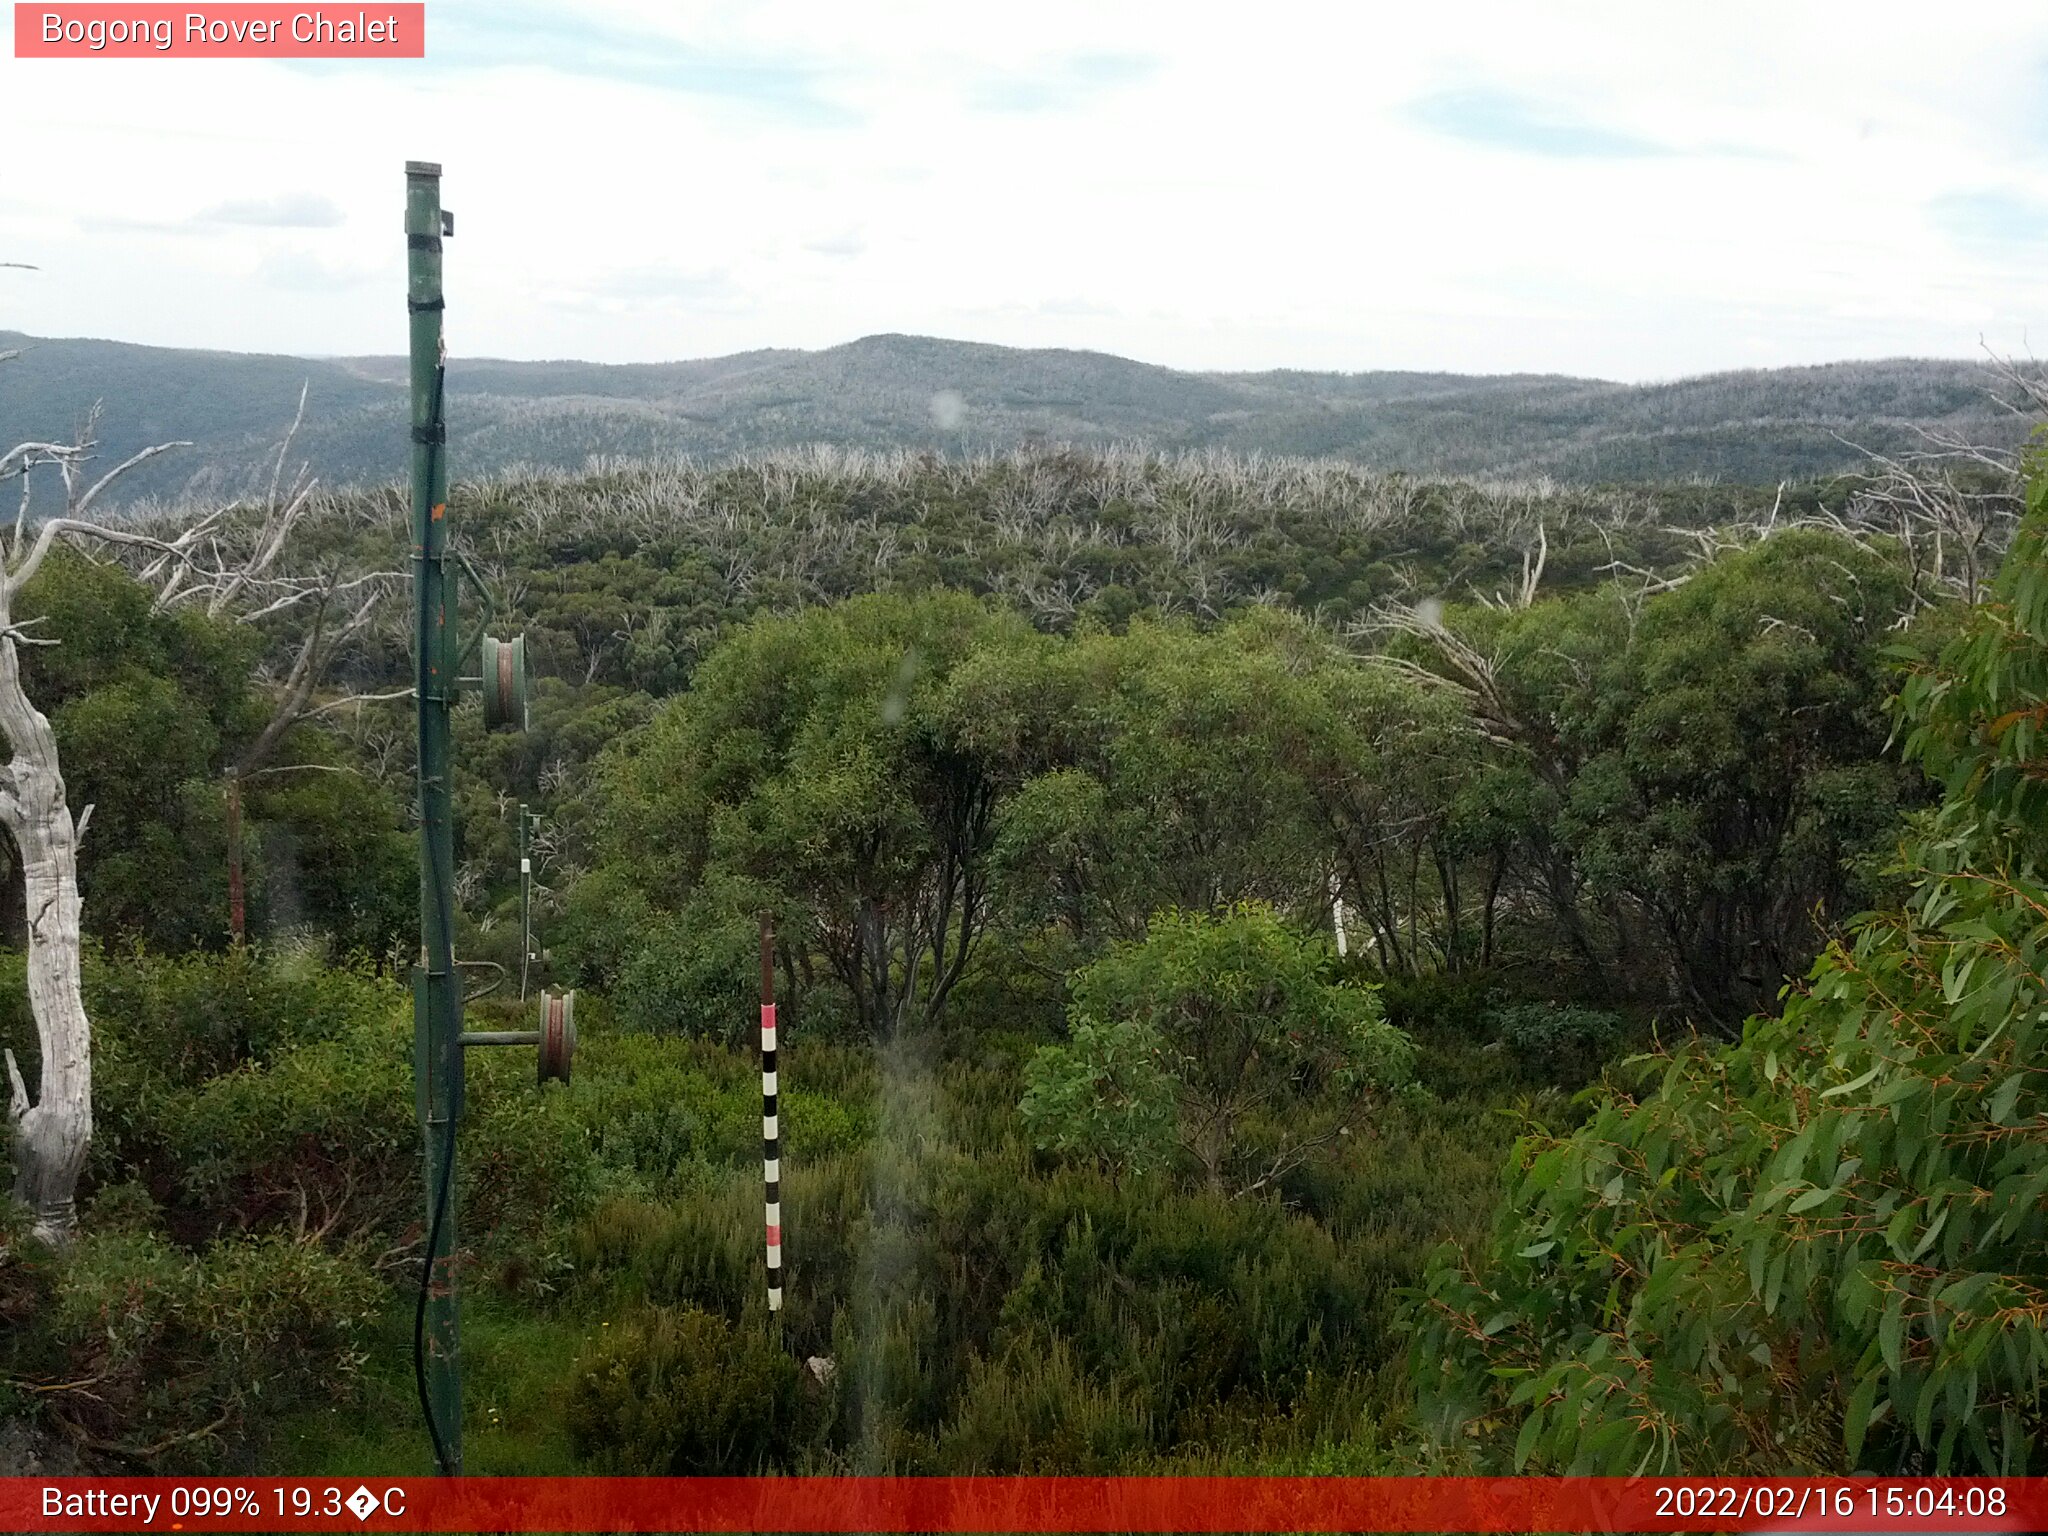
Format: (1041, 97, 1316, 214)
(519, 804, 531, 1002)
(406, 158, 463, 1477)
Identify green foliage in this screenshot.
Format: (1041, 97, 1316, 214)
(1020, 1019, 1178, 1176)
(573, 1132, 1450, 1471)
(608, 874, 776, 1044)
(1409, 455, 2048, 1474)
(7, 949, 592, 1249)
(165, 1005, 421, 1240)
(243, 734, 413, 959)
(565, 1032, 871, 1199)
(1024, 904, 1415, 1195)
(6, 414, 2021, 1482)
(2, 930, 1512, 1478)
(971, 615, 1326, 938)
(598, 591, 1037, 1037)
(2, 552, 410, 954)
(1488, 1002, 1626, 1084)
(13, 552, 257, 948)
(549, 1008, 1516, 1475)
(0, 946, 399, 1184)
(936, 1336, 1157, 1471)
(1441, 528, 1918, 1019)
(167, 997, 605, 1251)
(1, 1224, 379, 1465)
(964, 611, 1467, 957)
(567, 1304, 804, 1473)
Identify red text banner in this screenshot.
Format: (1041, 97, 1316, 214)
(14, 4, 425, 58)
(4, 1477, 2048, 1533)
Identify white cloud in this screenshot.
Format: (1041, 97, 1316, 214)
(199, 194, 347, 228)
(803, 230, 869, 258)
(2, 0, 2046, 378)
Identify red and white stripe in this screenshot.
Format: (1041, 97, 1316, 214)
(762, 998, 782, 1312)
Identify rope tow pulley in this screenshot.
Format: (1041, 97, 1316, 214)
(538, 989, 576, 1084)
(457, 988, 575, 1084)
(479, 633, 528, 732)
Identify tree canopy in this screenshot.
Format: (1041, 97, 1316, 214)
(1409, 454, 2048, 1475)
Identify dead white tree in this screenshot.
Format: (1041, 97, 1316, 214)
(1477, 519, 1548, 611)
(1, 373, 398, 1243)
(1834, 426, 2027, 612)
(0, 401, 198, 1245)
(1684, 352, 2044, 618)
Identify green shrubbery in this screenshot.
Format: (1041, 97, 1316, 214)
(1, 1212, 379, 1465)
(937, 1337, 1156, 1471)
(0, 878, 1533, 1480)
(1023, 905, 1415, 1194)
(0, 946, 396, 1174)
(7, 440, 1978, 1481)
(1409, 458, 2048, 1474)
(568, 1304, 806, 1473)
(560, 1038, 1493, 1475)
(1487, 1002, 1627, 1084)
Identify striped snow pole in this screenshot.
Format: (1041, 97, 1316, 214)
(760, 916, 782, 1313)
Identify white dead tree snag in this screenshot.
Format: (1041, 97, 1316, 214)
(0, 585, 92, 1246)
(0, 418, 195, 1245)
(0, 376, 407, 1243)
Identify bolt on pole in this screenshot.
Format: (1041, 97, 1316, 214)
(406, 157, 463, 1478)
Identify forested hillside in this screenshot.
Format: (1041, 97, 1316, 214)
(2, 328, 2039, 509)
(1, 429, 2042, 1478)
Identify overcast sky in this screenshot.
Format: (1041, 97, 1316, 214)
(4, 0, 2047, 379)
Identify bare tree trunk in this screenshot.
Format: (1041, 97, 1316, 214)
(0, 590, 91, 1247)
(226, 772, 246, 942)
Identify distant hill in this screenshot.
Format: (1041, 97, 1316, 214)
(0, 329, 2035, 508)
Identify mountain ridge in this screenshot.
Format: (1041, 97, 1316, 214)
(0, 328, 2034, 506)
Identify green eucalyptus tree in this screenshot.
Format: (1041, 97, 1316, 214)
(1411, 454, 2048, 1474)
(594, 590, 1037, 1038)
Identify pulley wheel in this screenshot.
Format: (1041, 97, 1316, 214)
(481, 634, 529, 732)
(537, 988, 575, 1084)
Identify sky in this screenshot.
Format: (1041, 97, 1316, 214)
(3, 0, 2048, 380)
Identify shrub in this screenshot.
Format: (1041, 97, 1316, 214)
(560, 1031, 870, 1200)
(166, 1007, 416, 1241)
(936, 1336, 1154, 1471)
(1372, 968, 1501, 1037)
(575, 1151, 869, 1365)
(1487, 1001, 1625, 1083)
(0, 946, 403, 1180)
(1024, 904, 1414, 1194)
(607, 874, 773, 1044)
(567, 1304, 803, 1472)
(161, 989, 593, 1247)
(11, 1229, 380, 1466)
(1019, 1019, 1177, 1176)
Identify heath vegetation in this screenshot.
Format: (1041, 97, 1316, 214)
(2, 409, 2044, 1474)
